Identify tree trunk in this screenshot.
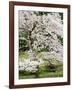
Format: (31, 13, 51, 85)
(28, 31, 38, 61)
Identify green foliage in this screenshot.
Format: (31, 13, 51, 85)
(19, 31, 29, 51)
(59, 13, 63, 20)
(19, 39, 29, 51)
(34, 11, 51, 16)
(19, 51, 29, 60)
(39, 48, 48, 52)
(19, 31, 28, 39)
(38, 45, 49, 52)
(38, 47, 49, 52)
(34, 12, 63, 20)
(19, 39, 27, 46)
(57, 35, 63, 45)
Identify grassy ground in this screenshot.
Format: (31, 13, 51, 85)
(19, 51, 63, 79)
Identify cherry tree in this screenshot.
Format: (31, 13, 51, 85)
(19, 11, 63, 73)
